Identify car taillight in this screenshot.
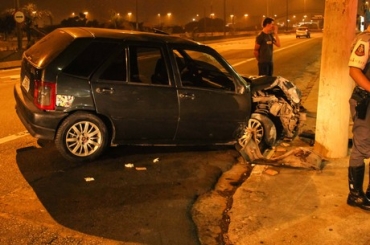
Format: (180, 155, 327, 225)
(33, 80, 56, 110)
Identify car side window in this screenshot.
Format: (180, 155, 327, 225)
(64, 41, 119, 77)
(128, 46, 169, 85)
(100, 49, 126, 81)
(173, 48, 235, 92)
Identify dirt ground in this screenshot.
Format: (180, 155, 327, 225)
(191, 58, 321, 245)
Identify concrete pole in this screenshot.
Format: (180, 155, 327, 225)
(313, 0, 358, 158)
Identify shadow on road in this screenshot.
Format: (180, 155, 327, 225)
(15, 141, 238, 244)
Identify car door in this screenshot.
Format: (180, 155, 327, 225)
(91, 44, 179, 143)
(172, 47, 251, 143)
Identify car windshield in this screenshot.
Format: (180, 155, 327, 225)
(172, 47, 241, 91)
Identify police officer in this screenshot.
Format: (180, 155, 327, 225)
(348, 25, 370, 210)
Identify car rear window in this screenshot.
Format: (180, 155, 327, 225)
(23, 29, 74, 69)
(63, 41, 119, 77)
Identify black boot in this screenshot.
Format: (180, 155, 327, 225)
(365, 164, 370, 203)
(366, 187, 370, 203)
(347, 165, 370, 211)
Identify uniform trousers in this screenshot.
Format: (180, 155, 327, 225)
(349, 97, 370, 167)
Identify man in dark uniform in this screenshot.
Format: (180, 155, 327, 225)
(348, 25, 370, 210)
(254, 17, 281, 76)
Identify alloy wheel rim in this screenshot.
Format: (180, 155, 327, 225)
(238, 118, 264, 148)
(65, 121, 102, 157)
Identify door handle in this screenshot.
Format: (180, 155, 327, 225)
(96, 87, 114, 94)
(179, 93, 195, 100)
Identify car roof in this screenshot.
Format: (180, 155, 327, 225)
(60, 27, 200, 46)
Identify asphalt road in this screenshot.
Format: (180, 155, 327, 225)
(0, 33, 322, 245)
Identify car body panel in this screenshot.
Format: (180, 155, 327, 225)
(176, 87, 250, 142)
(14, 84, 68, 139)
(91, 81, 179, 143)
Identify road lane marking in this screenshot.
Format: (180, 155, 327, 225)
(0, 131, 29, 144)
(0, 75, 20, 79)
(8, 75, 19, 79)
(232, 38, 314, 67)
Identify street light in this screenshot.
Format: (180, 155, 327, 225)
(230, 14, 235, 25)
(167, 12, 171, 26)
(244, 14, 249, 29)
(135, 0, 138, 30)
(223, 0, 226, 36)
(286, 0, 289, 31)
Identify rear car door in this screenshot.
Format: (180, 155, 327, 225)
(172, 47, 251, 143)
(91, 43, 179, 143)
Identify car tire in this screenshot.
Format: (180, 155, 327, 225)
(238, 118, 264, 148)
(237, 114, 277, 154)
(55, 112, 109, 162)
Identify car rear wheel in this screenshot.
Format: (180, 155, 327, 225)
(55, 112, 109, 162)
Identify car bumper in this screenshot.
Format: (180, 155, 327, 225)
(14, 84, 67, 140)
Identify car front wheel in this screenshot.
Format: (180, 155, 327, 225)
(238, 118, 264, 148)
(55, 112, 109, 162)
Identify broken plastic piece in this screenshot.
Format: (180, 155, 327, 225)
(153, 158, 160, 163)
(125, 163, 134, 168)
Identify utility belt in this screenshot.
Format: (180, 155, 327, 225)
(352, 86, 370, 119)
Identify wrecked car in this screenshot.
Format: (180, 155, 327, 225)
(14, 27, 303, 162)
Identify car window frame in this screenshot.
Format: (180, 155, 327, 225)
(168, 44, 246, 93)
(94, 41, 175, 87)
(126, 42, 173, 87)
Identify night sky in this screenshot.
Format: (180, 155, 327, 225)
(1, 0, 325, 26)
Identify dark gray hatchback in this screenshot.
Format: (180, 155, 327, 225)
(14, 27, 253, 162)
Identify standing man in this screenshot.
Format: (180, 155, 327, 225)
(254, 17, 281, 76)
(347, 25, 370, 210)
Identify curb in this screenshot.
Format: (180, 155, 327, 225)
(0, 60, 21, 70)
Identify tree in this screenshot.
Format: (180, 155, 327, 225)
(187, 17, 226, 33)
(22, 3, 53, 46)
(60, 13, 100, 28)
(0, 9, 16, 40)
(313, 0, 358, 158)
(108, 11, 125, 29)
